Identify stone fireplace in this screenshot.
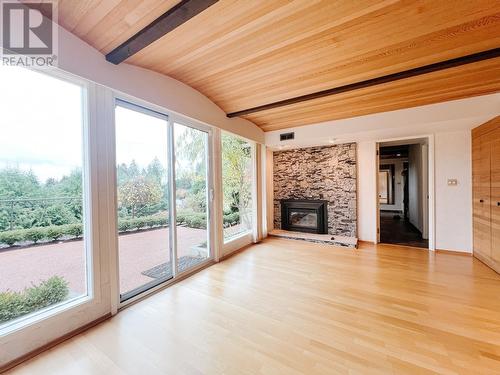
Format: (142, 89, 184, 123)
(273, 143, 357, 237)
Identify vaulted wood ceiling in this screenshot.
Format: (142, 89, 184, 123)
(49, 0, 500, 131)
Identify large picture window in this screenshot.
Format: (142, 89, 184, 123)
(221, 132, 254, 242)
(0, 66, 89, 328)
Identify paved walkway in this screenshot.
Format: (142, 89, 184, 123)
(0, 226, 207, 295)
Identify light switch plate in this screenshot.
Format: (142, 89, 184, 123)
(447, 179, 458, 186)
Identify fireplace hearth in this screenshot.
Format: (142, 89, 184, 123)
(281, 199, 328, 234)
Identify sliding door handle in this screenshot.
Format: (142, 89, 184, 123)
(497, 202, 500, 206)
(479, 199, 484, 203)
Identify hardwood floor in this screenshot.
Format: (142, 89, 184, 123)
(5, 238, 500, 374)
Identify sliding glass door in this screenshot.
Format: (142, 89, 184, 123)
(115, 101, 172, 301)
(115, 102, 212, 302)
(173, 122, 211, 273)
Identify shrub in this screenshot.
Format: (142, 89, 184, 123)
(65, 223, 83, 238)
(223, 212, 240, 226)
(135, 218, 147, 229)
(25, 228, 46, 244)
(177, 212, 207, 229)
(0, 276, 69, 324)
(155, 217, 168, 226)
(0, 230, 23, 246)
(187, 215, 206, 229)
(46, 226, 64, 241)
(118, 220, 131, 232)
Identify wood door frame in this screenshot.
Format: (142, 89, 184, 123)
(376, 135, 435, 250)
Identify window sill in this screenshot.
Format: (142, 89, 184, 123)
(223, 229, 252, 245)
(0, 294, 92, 337)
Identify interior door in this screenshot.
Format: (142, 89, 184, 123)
(490, 130, 500, 262)
(473, 135, 491, 258)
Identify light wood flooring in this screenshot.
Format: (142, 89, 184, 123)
(5, 238, 500, 374)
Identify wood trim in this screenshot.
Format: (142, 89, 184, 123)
(105, 0, 219, 64)
(0, 313, 112, 374)
(435, 249, 472, 257)
(472, 115, 500, 138)
(474, 251, 500, 275)
(227, 48, 500, 118)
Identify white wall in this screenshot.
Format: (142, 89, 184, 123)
(56, 24, 264, 144)
(265, 94, 500, 252)
(435, 131, 472, 252)
(357, 142, 377, 242)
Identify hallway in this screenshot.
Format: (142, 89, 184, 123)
(380, 211, 428, 248)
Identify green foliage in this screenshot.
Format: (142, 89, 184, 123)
(25, 228, 46, 243)
(117, 215, 168, 233)
(45, 204, 77, 226)
(0, 224, 84, 246)
(0, 168, 41, 199)
(0, 230, 23, 246)
(223, 212, 240, 226)
(221, 133, 252, 221)
(46, 227, 63, 241)
(0, 276, 69, 324)
(0, 167, 83, 231)
(66, 223, 83, 238)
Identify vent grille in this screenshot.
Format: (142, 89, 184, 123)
(280, 132, 294, 141)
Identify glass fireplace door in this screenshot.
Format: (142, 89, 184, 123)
(289, 210, 318, 229)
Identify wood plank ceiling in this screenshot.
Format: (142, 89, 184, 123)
(50, 0, 500, 131)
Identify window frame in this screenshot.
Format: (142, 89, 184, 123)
(220, 130, 257, 255)
(0, 68, 100, 337)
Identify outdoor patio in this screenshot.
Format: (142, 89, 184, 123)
(0, 226, 207, 296)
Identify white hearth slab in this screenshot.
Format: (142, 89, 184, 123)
(269, 229, 357, 248)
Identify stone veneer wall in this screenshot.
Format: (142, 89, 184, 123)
(273, 143, 357, 237)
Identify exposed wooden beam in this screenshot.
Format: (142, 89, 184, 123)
(227, 48, 500, 118)
(105, 0, 218, 65)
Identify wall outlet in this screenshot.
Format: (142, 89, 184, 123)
(447, 179, 458, 186)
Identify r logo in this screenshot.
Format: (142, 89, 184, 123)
(2, 1, 53, 55)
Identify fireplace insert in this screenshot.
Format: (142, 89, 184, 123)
(281, 199, 328, 234)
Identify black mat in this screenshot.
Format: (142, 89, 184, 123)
(141, 256, 205, 279)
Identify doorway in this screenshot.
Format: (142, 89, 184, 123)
(114, 99, 213, 302)
(377, 140, 429, 248)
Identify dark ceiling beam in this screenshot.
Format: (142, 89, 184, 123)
(106, 0, 219, 65)
(227, 48, 500, 118)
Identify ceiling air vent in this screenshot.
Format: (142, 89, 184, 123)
(280, 132, 294, 141)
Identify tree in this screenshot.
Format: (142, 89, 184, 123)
(118, 176, 162, 218)
(221, 133, 252, 219)
(146, 157, 165, 185)
(0, 168, 41, 199)
(175, 126, 207, 175)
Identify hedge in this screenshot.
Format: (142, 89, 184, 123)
(0, 211, 241, 246)
(0, 276, 69, 323)
(0, 224, 83, 247)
